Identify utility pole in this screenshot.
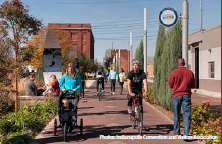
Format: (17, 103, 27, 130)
(116, 51, 118, 69)
(119, 49, 121, 72)
(130, 31, 133, 71)
(200, 0, 202, 31)
(144, 7, 147, 75)
(182, 0, 189, 68)
(128, 42, 130, 73)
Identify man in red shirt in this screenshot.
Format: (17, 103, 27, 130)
(168, 58, 195, 136)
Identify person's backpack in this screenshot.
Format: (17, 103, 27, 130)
(98, 68, 102, 75)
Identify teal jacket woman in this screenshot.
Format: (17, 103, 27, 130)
(58, 63, 81, 123)
(59, 64, 82, 93)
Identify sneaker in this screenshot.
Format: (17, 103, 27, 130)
(120, 92, 122, 95)
(111, 92, 113, 95)
(128, 107, 132, 114)
(113, 92, 115, 95)
(102, 90, 104, 93)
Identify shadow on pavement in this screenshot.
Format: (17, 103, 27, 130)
(78, 110, 128, 116)
(32, 124, 175, 143)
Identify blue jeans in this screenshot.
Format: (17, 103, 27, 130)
(173, 95, 191, 136)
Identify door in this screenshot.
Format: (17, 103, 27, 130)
(195, 47, 199, 89)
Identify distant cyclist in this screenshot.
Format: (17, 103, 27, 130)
(96, 66, 107, 95)
(127, 60, 148, 116)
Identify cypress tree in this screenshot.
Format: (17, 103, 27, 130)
(134, 40, 144, 70)
(160, 22, 182, 111)
(153, 25, 165, 105)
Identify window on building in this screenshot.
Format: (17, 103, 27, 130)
(72, 33, 77, 41)
(209, 62, 215, 78)
(83, 33, 86, 41)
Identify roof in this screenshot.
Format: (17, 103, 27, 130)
(189, 24, 221, 36)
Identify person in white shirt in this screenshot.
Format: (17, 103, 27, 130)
(118, 68, 125, 95)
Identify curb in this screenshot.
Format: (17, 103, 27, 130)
(30, 116, 57, 144)
(143, 99, 174, 124)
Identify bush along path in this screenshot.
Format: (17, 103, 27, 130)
(0, 102, 57, 144)
(144, 88, 221, 144)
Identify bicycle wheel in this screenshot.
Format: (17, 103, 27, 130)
(137, 105, 143, 135)
(80, 118, 83, 136)
(133, 106, 136, 129)
(63, 122, 68, 142)
(54, 118, 57, 136)
(98, 83, 101, 101)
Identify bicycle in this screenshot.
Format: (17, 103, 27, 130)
(97, 78, 104, 101)
(129, 94, 143, 135)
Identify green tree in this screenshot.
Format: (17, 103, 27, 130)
(159, 22, 182, 111)
(103, 49, 113, 72)
(78, 51, 99, 73)
(134, 39, 144, 70)
(0, 0, 42, 111)
(153, 25, 165, 106)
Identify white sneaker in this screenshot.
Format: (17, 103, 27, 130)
(113, 92, 115, 95)
(102, 90, 104, 94)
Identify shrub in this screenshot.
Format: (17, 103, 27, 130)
(144, 88, 157, 105)
(4, 132, 32, 144)
(0, 90, 14, 117)
(144, 88, 221, 144)
(180, 101, 221, 144)
(86, 77, 96, 80)
(0, 102, 57, 144)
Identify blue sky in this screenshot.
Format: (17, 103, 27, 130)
(1, 0, 221, 62)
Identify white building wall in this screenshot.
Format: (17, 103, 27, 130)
(199, 47, 221, 80)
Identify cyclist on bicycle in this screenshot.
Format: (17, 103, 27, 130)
(127, 60, 148, 116)
(96, 66, 107, 95)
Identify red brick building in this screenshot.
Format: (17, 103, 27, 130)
(48, 23, 95, 60)
(111, 49, 130, 74)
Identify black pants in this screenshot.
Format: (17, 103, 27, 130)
(97, 78, 104, 92)
(110, 79, 116, 92)
(81, 81, 85, 96)
(119, 82, 124, 93)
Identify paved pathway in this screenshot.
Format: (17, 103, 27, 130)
(31, 82, 199, 144)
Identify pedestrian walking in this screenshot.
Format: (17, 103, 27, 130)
(108, 66, 118, 95)
(79, 66, 86, 97)
(119, 68, 125, 95)
(168, 58, 195, 137)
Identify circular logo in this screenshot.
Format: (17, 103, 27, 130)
(159, 7, 178, 27)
